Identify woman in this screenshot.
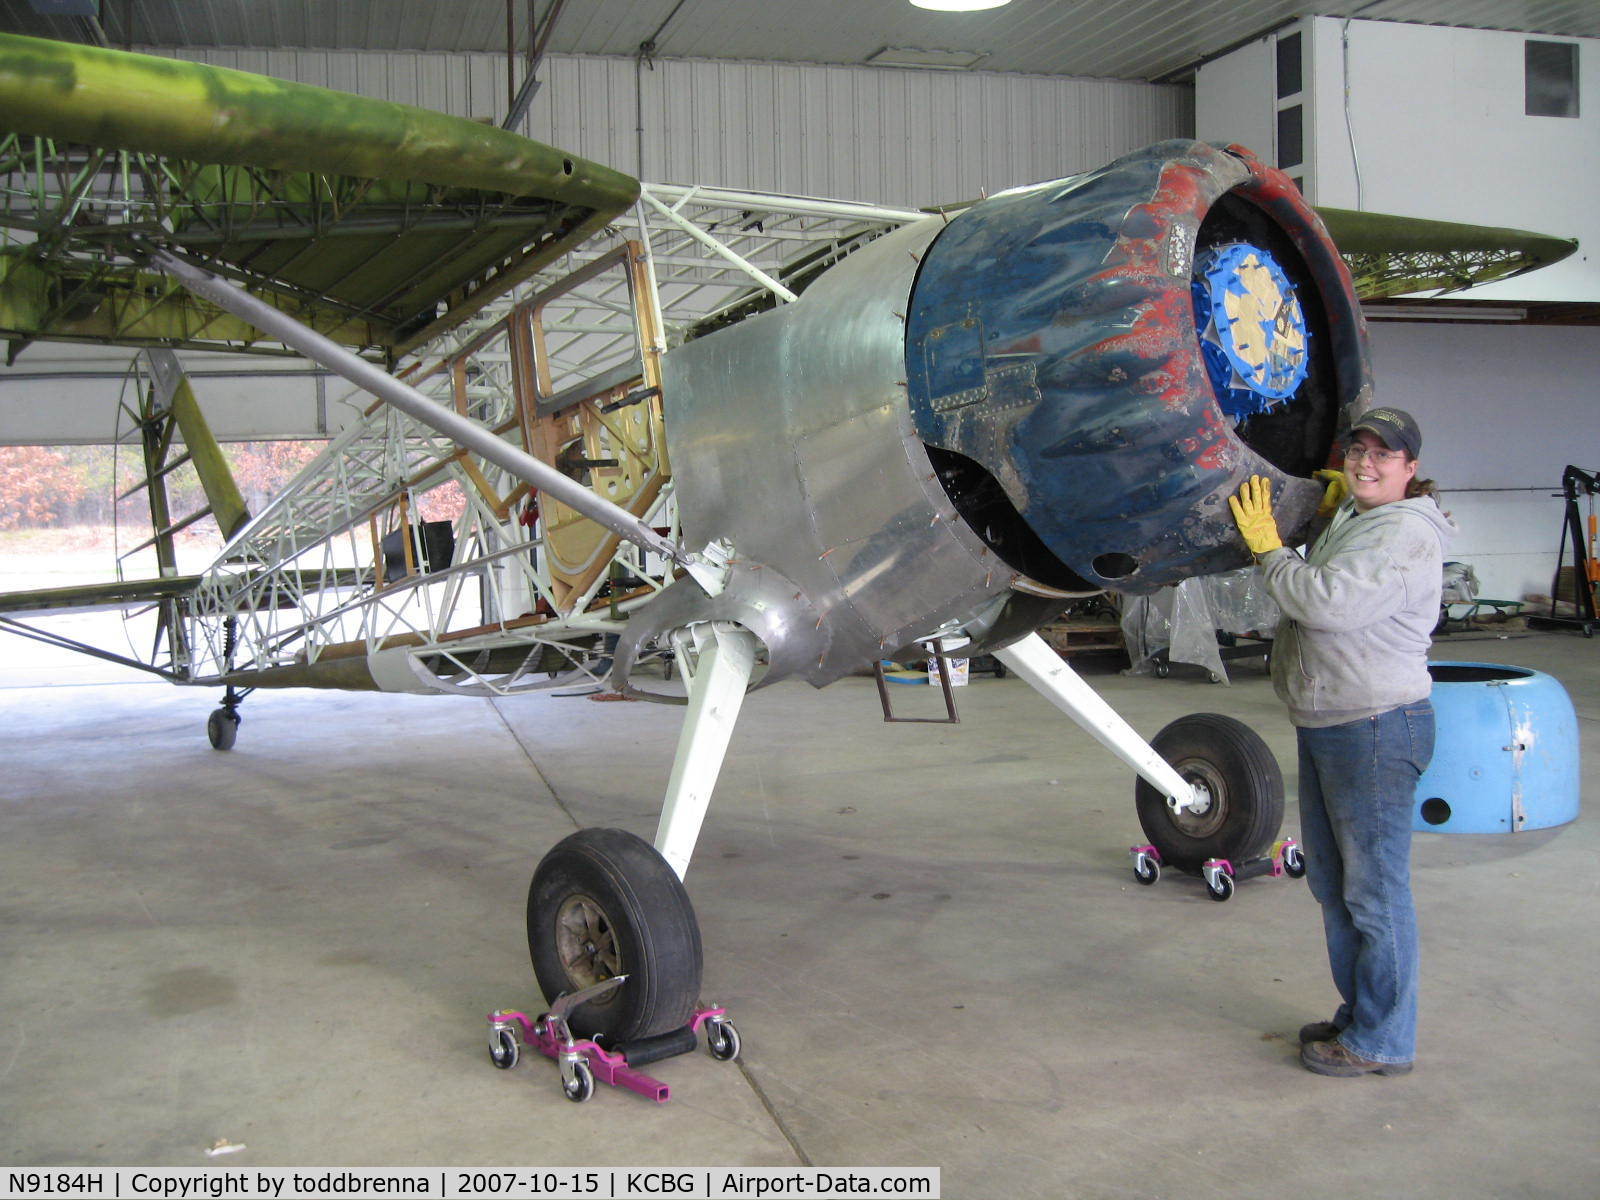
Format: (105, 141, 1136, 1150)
(1229, 407, 1453, 1077)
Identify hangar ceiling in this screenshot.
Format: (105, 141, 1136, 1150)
(0, 0, 1596, 84)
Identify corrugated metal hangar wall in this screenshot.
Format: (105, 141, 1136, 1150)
(163, 47, 1194, 205)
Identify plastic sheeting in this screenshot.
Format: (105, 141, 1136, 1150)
(1120, 565, 1280, 684)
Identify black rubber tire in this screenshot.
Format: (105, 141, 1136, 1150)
(706, 1019, 741, 1062)
(1133, 857, 1160, 886)
(562, 1059, 595, 1103)
(1134, 713, 1284, 873)
(207, 709, 239, 751)
(1206, 871, 1235, 902)
(528, 828, 702, 1043)
(489, 1029, 519, 1069)
(1283, 844, 1307, 879)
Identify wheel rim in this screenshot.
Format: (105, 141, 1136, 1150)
(1167, 759, 1229, 838)
(554, 893, 622, 1006)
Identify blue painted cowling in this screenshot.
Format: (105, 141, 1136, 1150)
(1415, 662, 1580, 833)
(905, 140, 1371, 596)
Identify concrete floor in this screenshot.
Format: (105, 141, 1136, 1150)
(1, 621, 1595, 1198)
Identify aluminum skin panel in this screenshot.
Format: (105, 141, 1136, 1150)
(627, 218, 1017, 689)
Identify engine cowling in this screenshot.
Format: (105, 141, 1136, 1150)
(907, 139, 1367, 594)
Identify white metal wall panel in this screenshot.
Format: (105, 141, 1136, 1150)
(161, 47, 1192, 206)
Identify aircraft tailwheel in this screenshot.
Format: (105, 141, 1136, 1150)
(207, 708, 240, 751)
(1133, 713, 1283, 873)
(527, 828, 703, 1044)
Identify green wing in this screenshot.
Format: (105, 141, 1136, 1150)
(0, 33, 639, 360)
(1317, 207, 1578, 300)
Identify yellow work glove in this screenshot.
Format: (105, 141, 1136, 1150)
(1314, 468, 1348, 518)
(1228, 475, 1283, 556)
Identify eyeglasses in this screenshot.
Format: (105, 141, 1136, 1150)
(1343, 444, 1407, 465)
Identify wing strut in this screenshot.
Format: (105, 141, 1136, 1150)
(144, 248, 688, 570)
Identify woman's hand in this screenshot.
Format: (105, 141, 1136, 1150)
(1315, 468, 1348, 517)
(1229, 475, 1283, 556)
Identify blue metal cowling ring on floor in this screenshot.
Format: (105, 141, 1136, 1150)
(1415, 662, 1580, 833)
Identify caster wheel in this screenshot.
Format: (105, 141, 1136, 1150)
(706, 1018, 741, 1062)
(1154, 662, 1170, 679)
(1206, 871, 1235, 902)
(207, 708, 239, 751)
(489, 1028, 519, 1070)
(1283, 843, 1307, 879)
(1207, 671, 1221, 684)
(562, 1059, 595, 1103)
(1133, 856, 1160, 886)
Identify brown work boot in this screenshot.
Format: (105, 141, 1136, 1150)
(1301, 1039, 1413, 1077)
(1298, 1020, 1342, 1045)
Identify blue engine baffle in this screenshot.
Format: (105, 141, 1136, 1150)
(1191, 241, 1310, 422)
(1415, 662, 1580, 833)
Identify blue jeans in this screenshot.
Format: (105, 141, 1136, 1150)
(1296, 702, 1434, 1064)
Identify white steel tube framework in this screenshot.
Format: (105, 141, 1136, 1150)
(148, 248, 687, 568)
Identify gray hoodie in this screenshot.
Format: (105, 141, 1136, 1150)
(1259, 495, 1455, 728)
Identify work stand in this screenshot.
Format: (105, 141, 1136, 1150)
(1530, 464, 1600, 636)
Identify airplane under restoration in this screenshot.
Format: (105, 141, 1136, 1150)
(0, 33, 1575, 1093)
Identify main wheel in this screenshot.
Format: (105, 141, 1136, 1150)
(1134, 713, 1283, 873)
(207, 709, 239, 751)
(528, 828, 703, 1044)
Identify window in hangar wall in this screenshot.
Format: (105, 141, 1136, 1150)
(1526, 40, 1579, 118)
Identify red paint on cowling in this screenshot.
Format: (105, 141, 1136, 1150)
(1191, 406, 1233, 469)
(1083, 160, 1224, 413)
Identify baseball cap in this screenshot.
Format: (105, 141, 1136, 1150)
(1347, 407, 1421, 458)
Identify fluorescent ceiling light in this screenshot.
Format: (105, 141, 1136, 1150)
(1363, 304, 1528, 322)
(867, 45, 989, 69)
(911, 0, 1012, 10)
